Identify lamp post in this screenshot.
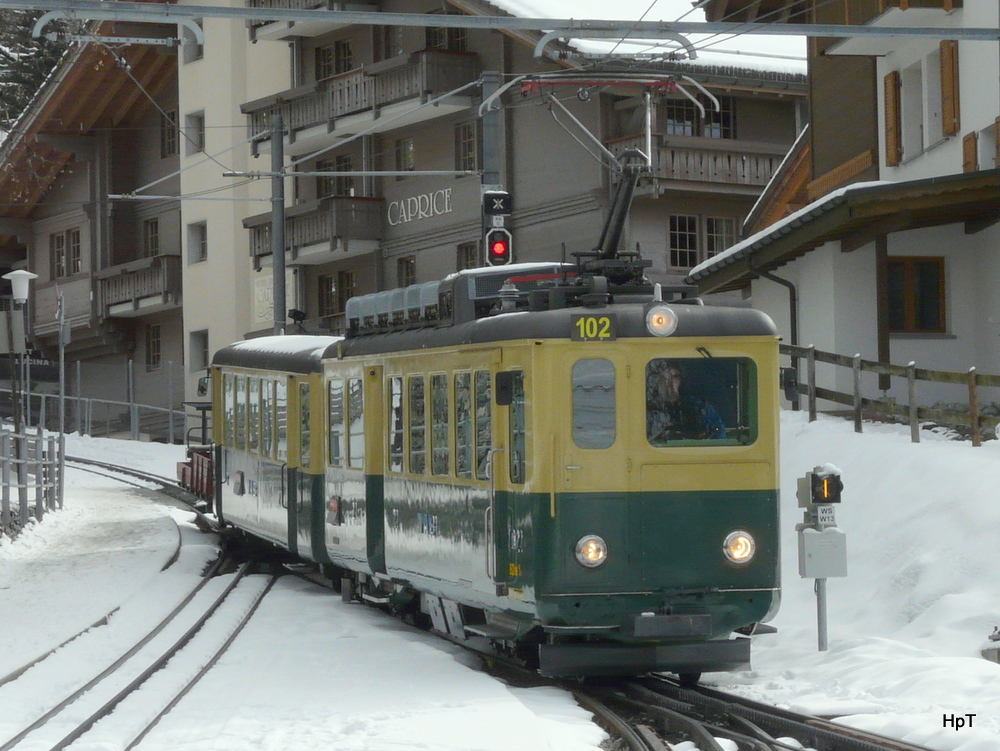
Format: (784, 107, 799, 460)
(3, 269, 38, 515)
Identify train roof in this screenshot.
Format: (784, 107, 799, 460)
(337, 301, 777, 359)
(212, 334, 342, 373)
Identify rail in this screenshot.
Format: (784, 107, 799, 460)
(781, 343, 1000, 446)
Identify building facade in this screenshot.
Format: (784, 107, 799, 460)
(0, 2, 806, 419)
(693, 0, 1000, 408)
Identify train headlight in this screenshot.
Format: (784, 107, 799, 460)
(645, 305, 678, 337)
(723, 530, 756, 564)
(575, 535, 609, 568)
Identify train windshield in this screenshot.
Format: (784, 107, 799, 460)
(646, 357, 757, 446)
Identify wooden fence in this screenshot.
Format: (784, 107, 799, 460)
(780, 344, 1000, 446)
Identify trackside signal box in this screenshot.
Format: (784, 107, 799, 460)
(796, 466, 847, 578)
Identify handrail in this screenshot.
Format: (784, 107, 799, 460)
(780, 343, 1000, 446)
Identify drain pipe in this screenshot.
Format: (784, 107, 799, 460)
(757, 269, 800, 411)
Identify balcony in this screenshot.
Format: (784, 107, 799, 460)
(248, 0, 380, 42)
(242, 50, 480, 156)
(95, 255, 183, 318)
(606, 134, 787, 194)
(244, 196, 383, 268)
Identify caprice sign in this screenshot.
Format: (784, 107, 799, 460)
(387, 188, 453, 226)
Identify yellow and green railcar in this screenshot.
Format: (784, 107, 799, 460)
(212, 262, 781, 681)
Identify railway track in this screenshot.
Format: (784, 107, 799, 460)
(576, 675, 937, 751)
(0, 561, 274, 751)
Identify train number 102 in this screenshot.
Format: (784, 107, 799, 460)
(571, 314, 617, 341)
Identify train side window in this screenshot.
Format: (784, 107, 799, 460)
(235, 375, 247, 450)
(509, 371, 526, 484)
(223, 373, 234, 446)
(430, 374, 449, 476)
(328, 378, 345, 467)
(248, 377, 260, 453)
(408, 376, 426, 474)
(348, 378, 364, 470)
(300, 382, 312, 467)
(261, 379, 275, 458)
(455, 372, 472, 478)
(388, 376, 404, 472)
(572, 359, 616, 449)
(276, 379, 288, 461)
(474, 370, 492, 480)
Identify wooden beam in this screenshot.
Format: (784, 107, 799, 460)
(964, 213, 1000, 234)
(840, 211, 914, 252)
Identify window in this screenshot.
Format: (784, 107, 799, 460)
(388, 376, 404, 472)
(160, 110, 178, 157)
(50, 232, 66, 278)
(509, 371, 526, 484)
(318, 274, 337, 317)
(188, 221, 208, 264)
(664, 98, 697, 136)
(705, 217, 736, 258)
(430, 374, 449, 475)
(223, 374, 235, 446)
(299, 382, 311, 467)
(276, 380, 288, 460)
(261, 379, 275, 458)
(572, 359, 615, 449)
(474, 370, 491, 480)
(395, 138, 415, 176)
(887, 257, 945, 333)
(646, 358, 757, 445)
(408, 376, 425, 474)
(426, 23, 467, 52)
(457, 241, 479, 270)
(348, 378, 364, 469)
(663, 96, 734, 139)
(234, 374, 246, 449)
(455, 372, 472, 478)
(248, 378, 260, 452)
(146, 324, 161, 371)
(376, 25, 404, 61)
(337, 270, 356, 312)
(185, 111, 205, 155)
(669, 214, 699, 269)
(68, 229, 81, 274)
(316, 39, 352, 80)
(703, 96, 735, 139)
(189, 329, 209, 373)
(397, 256, 416, 287)
(317, 156, 355, 198)
(455, 122, 478, 172)
(329, 378, 345, 466)
(144, 218, 160, 258)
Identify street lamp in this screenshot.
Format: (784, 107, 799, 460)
(2, 269, 38, 516)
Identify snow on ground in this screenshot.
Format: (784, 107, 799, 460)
(2, 413, 1000, 750)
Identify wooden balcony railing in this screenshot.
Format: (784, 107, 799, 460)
(245, 196, 384, 261)
(243, 50, 480, 142)
(606, 134, 787, 188)
(95, 255, 182, 315)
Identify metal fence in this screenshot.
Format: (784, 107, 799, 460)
(0, 427, 62, 538)
(781, 343, 1000, 446)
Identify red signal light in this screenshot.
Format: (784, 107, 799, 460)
(486, 228, 512, 266)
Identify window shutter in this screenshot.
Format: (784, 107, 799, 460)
(941, 40, 960, 137)
(962, 131, 977, 173)
(884, 71, 902, 166)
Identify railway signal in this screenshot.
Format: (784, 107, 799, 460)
(485, 228, 513, 266)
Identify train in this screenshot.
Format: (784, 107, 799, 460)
(188, 158, 782, 681)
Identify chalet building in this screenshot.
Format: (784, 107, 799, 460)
(0, 16, 183, 427)
(691, 0, 1000, 406)
(0, 1, 806, 415)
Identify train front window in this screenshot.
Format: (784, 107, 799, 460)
(572, 359, 616, 449)
(645, 357, 757, 446)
